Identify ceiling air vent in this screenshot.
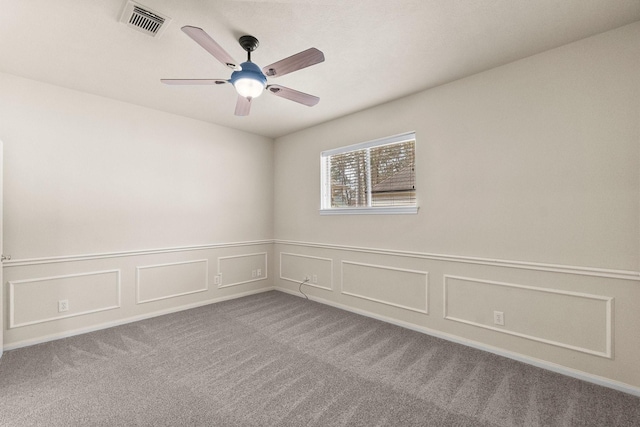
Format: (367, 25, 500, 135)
(119, 1, 171, 38)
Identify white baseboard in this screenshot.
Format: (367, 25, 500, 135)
(274, 287, 640, 397)
(3, 287, 275, 352)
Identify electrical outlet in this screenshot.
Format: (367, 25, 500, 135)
(493, 311, 504, 326)
(252, 269, 257, 278)
(312, 274, 318, 284)
(214, 275, 221, 285)
(58, 299, 69, 313)
(257, 268, 261, 277)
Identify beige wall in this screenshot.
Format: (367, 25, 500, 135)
(273, 22, 640, 391)
(0, 73, 274, 348)
(1, 73, 274, 258)
(275, 23, 639, 271)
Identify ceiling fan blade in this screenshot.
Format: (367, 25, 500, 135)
(235, 95, 252, 116)
(266, 84, 319, 106)
(161, 79, 228, 85)
(181, 26, 241, 71)
(262, 48, 324, 77)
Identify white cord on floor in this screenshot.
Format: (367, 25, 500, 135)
(299, 278, 310, 300)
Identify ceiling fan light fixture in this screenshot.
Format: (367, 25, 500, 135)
(230, 62, 267, 98)
(234, 77, 265, 98)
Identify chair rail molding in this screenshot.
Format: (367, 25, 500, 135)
(3, 240, 274, 267)
(274, 240, 640, 281)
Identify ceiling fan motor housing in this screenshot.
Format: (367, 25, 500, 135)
(230, 61, 267, 97)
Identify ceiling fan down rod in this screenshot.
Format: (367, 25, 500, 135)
(239, 35, 259, 63)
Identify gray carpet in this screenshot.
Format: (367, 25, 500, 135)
(1, 291, 639, 426)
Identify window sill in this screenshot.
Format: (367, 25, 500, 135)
(319, 206, 418, 215)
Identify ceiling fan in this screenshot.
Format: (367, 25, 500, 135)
(161, 26, 325, 116)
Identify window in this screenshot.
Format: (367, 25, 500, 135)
(320, 132, 417, 214)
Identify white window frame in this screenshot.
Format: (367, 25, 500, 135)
(320, 132, 418, 215)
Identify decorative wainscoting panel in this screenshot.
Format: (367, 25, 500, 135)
(9, 270, 121, 328)
(218, 252, 268, 288)
(443, 275, 613, 358)
(136, 259, 208, 304)
(3, 241, 274, 351)
(280, 252, 333, 291)
(341, 261, 429, 314)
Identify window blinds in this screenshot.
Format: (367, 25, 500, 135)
(325, 139, 415, 208)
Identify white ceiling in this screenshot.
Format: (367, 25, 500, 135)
(1, 0, 639, 139)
